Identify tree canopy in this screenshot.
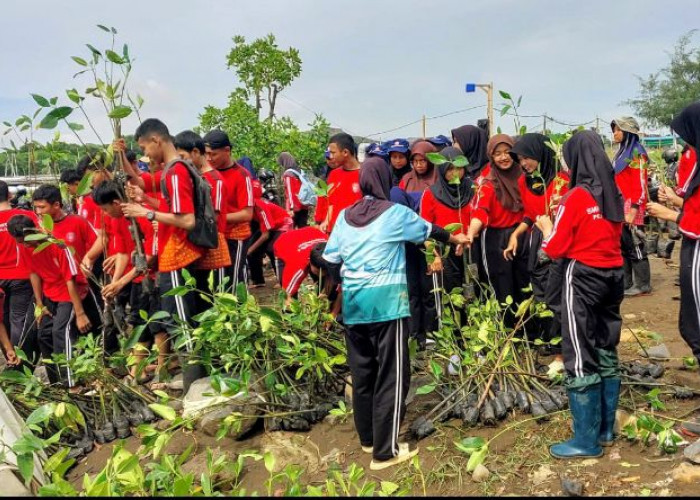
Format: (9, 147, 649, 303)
(627, 31, 700, 128)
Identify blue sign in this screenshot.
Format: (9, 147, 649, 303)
(465, 83, 476, 93)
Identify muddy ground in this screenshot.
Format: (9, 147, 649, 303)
(68, 247, 700, 496)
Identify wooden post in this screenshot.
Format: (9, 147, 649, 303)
(422, 114, 427, 139)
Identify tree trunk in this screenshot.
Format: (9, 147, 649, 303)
(268, 84, 278, 121)
(255, 91, 262, 120)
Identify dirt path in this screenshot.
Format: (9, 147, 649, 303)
(68, 248, 700, 496)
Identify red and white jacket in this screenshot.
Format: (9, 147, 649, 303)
(614, 154, 648, 226)
(282, 171, 305, 212)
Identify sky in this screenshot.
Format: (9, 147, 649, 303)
(0, 0, 697, 148)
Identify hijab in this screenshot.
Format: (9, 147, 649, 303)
(510, 133, 557, 195)
(612, 132, 647, 174)
(486, 134, 522, 212)
(237, 156, 257, 179)
(451, 125, 489, 178)
(563, 130, 624, 223)
(429, 146, 474, 209)
(278, 152, 300, 173)
(390, 153, 412, 186)
(401, 141, 438, 192)
(344, 157, 394, 227)
(671, 101, 700, 200)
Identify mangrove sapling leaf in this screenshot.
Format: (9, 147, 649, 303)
(148, 403, 176, 421)
(500, 104, 511, 117)
(426, 152, 448, 165)
(444, 222, 463, 234)
(454, 436, 486, 455)
(415, 384, 437, 395)
(31, 94, 51, 107)
(451, 155, 469, 168)
(24, 233, 48, 242)
(499, 90, 512, 100)
(466, 445, 489, 472)
(71, 56, 88, 66)
(108, 105, 132, 119)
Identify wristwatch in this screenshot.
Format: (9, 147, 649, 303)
(146, 211, 156, 221)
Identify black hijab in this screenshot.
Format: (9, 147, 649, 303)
(429, 146, 474, 209)
(451, 125, 489, 178)
(510, 133, 558, 195)
(671, 101, 700, 200)
(344, 157, 394, 228)
(563, 130, 624, 223)
(391, 153, 412, 186)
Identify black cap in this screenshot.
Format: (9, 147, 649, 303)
(203, 130, 232, 149)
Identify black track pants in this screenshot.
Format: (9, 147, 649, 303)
(679, 237, 700, 364)
(226, 239, 249, 290)
(480, 226, 529, 306)
(0, 279, 33, 347)
(621, 225, 647, 262)
(345, 317, 410, 461)
(561, 260, 624, 380)
(405, 243, 437, 344)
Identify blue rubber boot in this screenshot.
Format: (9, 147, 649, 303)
(550, 384, 603, 459)
(599, 377, 621, 446)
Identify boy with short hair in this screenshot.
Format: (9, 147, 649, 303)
(8, 215, 101, 387)
(121, 119, 203, 366)
(321, 133, 362, 233)
(202, 130, 254, 289)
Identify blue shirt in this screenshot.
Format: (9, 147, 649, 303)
(323, 204, 432, 325)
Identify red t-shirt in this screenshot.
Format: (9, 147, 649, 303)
(52, 214, 98, 263)
(22, 242, 88, 302)
(252, 179, 263, 200)
(615, 155, 648, 225)
(104, 215, 156, 283)
(542, 187, 623, 268)
(471, 179, 523, 228)
(216, 164, 254, 240)
(419, 189, 471, 235)
(158, 161, 203, 272)
(326, 168, 362, 232)
(0, 208, 37, 280)
(677, 147, 698, 197)
(273, 227, 328, 296)
(475, 163, 492, 186)
(202, 169, 229, 233)
(77, 194, 104, 230)
(519, 172, 570, 226)
(314, 195, 328, 224)
(283, 173, 305, 211)
(254, 199, 293, 232)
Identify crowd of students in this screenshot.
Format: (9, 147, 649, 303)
(1, 101, 700, 470)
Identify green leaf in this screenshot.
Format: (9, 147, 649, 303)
(425, 152, 448, 165)
(148, 311, 171, 322)
(26, 403, 55, 426)
(71, 56, 88, 67)
(31, 94, 51, 107)
(66, 89, 83, 104)
(97, 24, 111, 32)
(499, 90, 512, 100)
(24, 233, 49, 242)
(42, 215, 54, 231)
(148, 403, 176, 421)
(415, 383, 436, 395)
(105, 50, 125, 65)
(76, 172, 93, 197)
(451, 155, 469, 168)
(455, 436, 486, 455)
(500, 104, 511, 117)
(86, 44, 102, 57)
(263, 451, 276, 473)
(444, 223, 463, 234)
(17, 453, 34, 485)
(108, 105, 132, 119)
(68, 122, 84, 131)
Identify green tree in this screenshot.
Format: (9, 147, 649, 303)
(627, 31, 700, 127)
(227, 34, 302, 121)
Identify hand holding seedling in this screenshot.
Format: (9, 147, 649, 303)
(646, 202, 679, 222)
(535, 215, 553, 239)
(121, 202, 148, 219)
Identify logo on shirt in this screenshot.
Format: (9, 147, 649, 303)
(352, 183, 360, 194)
(65, 232, 76, 243)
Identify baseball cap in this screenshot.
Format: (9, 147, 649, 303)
(385, 138, 410, 155)
(365, 142, 389, 159)
(203, 130, 232, 149)
(427, 135, 453, 147)
(611, 117, 641, 135)
(324, 147, 331, 159)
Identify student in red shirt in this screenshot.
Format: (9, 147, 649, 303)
(506, 133, 569, 344)
(273, 226, 332, 308)
(93, 180, 168, 383)
(279, 152, 309, 229)
(60, 169, 82, 214)
(420, 147, 473, 300)
(202, 130, 253, 289)
(121, 119, 203, 390)
(647, 101, 700, 388)
(174, 131, 231, 301)
(0, 181, 37, 354)
(322, 133, 362, 233)
(451, 124, 490, 182)
(248, 193, 293, 287)
(466, 134, 527, 310)
(0, 289, 19, 366)
(611, 117, 651, 297)
(536, 130, 625, 459)
(8, 215, 102, 388)
(314, 149, 334, 225)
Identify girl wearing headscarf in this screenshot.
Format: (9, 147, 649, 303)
(504, 133, 570, 346)
(611, 117, 651, 297)
(420, 147, 474, 300)
(647, 103, 700, 431)
(279, 152, 309, 229)
(451, 124, 490, 181)
(386, 139, 412, 186)
(393, 140, 438, 348)
(466, 134, 527, 312)
(535, 130, 624, 459)
(323, 157, 469, 470)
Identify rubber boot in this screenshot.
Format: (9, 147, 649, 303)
(623, 259, 633, 290)
(550, 384, 603, 459)
(624, 259, 651, 297)
(599, 378, 621, 446)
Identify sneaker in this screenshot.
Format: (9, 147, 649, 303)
(361, 445, 373, 454)
(425, 338, 436, 350)
(369, 443, 419, 470)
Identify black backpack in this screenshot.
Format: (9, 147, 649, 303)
(160, 159, 218, 249)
